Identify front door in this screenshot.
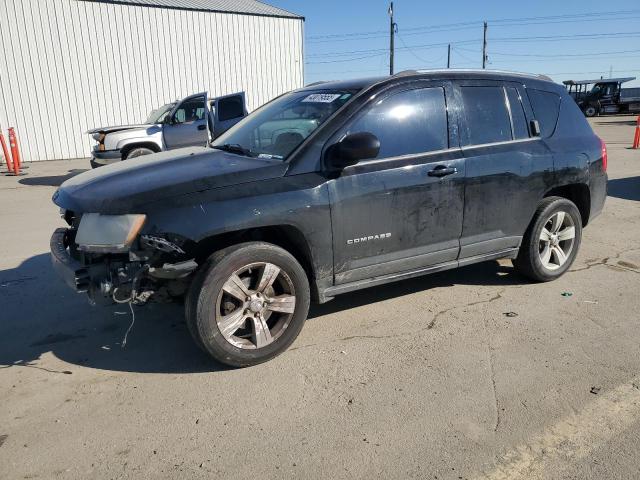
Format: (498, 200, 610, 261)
(328, 82, 465, 285)
(163, 92, 208, 149)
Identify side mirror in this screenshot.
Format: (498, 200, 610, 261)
(530, 119, 541, 137)
(328, 132, 380, 169)
(163, 115, 173, 125)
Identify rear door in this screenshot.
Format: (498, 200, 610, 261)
(328, 81, 466, 284)
(163, 92, 208, 149)
(454, 80, 554, 260)
(210, 92, 248, 139)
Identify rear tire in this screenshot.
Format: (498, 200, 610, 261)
(124, 147, 155, 160)
(185, 242, 310, 367)
(513, 197, 582, 282)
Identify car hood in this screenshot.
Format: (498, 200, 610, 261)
(86, 124, 155, 135)
(53, 147, 287, 214)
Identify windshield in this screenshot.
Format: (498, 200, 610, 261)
(145, 103, 176, 124)
(211, 90, 357, 159)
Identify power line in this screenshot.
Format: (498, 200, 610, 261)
(307, 31, 640, 58)
(306, 9, 640, 42)
(457, 47, 640, 58)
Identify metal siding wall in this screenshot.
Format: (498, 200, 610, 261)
(0, 0, 303, 161)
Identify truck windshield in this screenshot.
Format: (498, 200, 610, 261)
(145, 103, 176, 124)
(211, 90, 357, 159)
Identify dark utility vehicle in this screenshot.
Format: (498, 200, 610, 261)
(51, 70, 607, 367)
(563, 77, 640, 117)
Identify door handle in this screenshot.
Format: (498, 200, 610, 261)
(428, 165, 457, 177)
(197, 124, 207, 131)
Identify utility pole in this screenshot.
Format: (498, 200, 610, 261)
(389, 2, 396, 75)
(482, 21, 488, 69)
(447, 44, 451, 68)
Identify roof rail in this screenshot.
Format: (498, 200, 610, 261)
(396, 68, 554, 82)
(305, 80, 330, 87)
(392, 70, 419, 77)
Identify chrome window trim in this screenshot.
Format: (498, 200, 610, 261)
(460, 137, 541, 151)
(343, 147, 460, 169)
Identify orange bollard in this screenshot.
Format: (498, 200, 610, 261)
(633, 116, 640, 149)
(0, 131, 13, 173)
(7, 127, 26, 176)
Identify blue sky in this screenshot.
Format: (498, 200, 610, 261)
(269, 0, 640, 87)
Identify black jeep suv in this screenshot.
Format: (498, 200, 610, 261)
(51, 70, 607, 367)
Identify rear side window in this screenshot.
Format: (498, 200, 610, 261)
(505, 87, 529, 139)
(527, 89, 561, 137)
(460, 86, 512, 145)
(348, 87, 448, 159)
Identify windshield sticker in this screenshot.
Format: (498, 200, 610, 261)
(302, 93, 342, 103)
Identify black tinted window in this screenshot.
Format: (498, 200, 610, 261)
(506, 87, 529, 139)
(348, 87, 448, 159)
(460, 86, 511, 145)
(527, 89, 561, 137)
(218, 96, 244, 122)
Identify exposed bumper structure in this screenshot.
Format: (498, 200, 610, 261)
(50, 228, 90, 292)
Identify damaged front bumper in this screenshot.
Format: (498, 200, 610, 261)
(50, 228, 90, 292)
(50, 227, 198, 303)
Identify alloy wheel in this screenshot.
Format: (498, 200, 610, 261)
(215, 262, 296, 349)
(538, 211, 576, 271)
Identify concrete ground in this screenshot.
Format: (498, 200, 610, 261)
(1, 116, 639, 480)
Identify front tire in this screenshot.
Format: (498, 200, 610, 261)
(124, 147, 155, 160)
(513, 197, 582, 282)
(186, 242, 310, 367)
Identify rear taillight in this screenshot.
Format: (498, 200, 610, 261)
(599, 137, 607, 172)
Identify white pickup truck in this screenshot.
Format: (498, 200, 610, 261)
(87, 91, 247, 168)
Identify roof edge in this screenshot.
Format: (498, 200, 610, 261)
(78, 0, 304, 20)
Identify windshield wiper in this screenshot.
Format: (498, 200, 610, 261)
(211, 143, 254, 157)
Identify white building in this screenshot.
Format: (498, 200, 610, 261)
(0, 0, 304, 162)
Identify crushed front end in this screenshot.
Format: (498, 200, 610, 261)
(50, 209, 197, 306)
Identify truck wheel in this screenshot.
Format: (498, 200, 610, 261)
(124, 147, 154, 160)
(584, 106, 598, 117)
(513, 197, 582, 282)
(186, 242, 310, 367)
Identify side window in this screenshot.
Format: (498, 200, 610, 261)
(527, 89, 561, 138)
(460, 86, 511, 145)
(505, 87, 529, 140)
(174, 96, 205, 124)
(218, 95, 245, 122)
(348, 87, 448, 159)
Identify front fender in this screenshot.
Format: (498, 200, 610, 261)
(140, 173, 334, 288)
(116, 134, 163, 152)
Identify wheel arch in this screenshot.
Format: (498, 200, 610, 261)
(120, 141, 161, 159)
(544, 183, 591, 226)
(192, 225, 319, 297)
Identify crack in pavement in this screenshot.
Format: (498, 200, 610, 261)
(569, 246, 640, 273)
(484, 316, 501, 433)
(290, 288, 508, 352)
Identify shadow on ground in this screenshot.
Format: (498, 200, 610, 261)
(608, 176, 640, 201)
(0, 253, 525, 375)
(18, 169, 88, 187)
